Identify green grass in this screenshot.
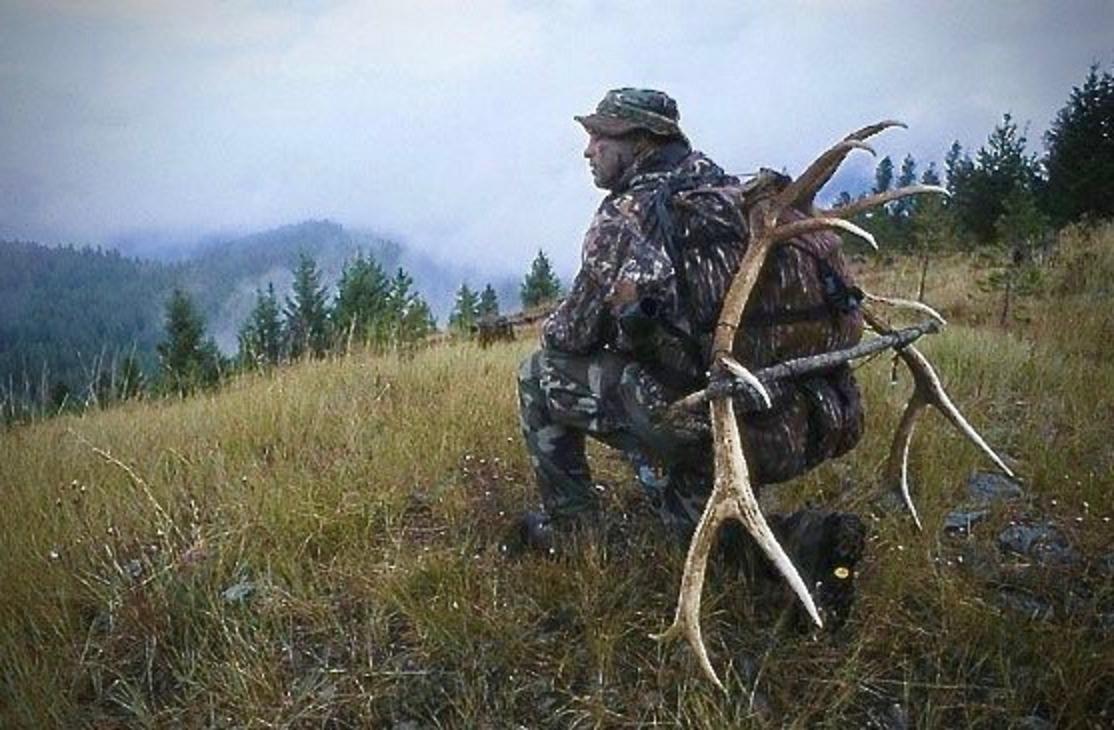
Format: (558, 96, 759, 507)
(2, 226, 1112, 727)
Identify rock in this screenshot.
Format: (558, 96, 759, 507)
(966, 471, 1023, 504)
(879, 702, 909, 730)
(222, 579, 256, 604)
(996, 586, 1054, 620)
(997, 523, 1079, 566)
(943, 509, 989, 533)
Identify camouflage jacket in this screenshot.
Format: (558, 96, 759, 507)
(544, 138, 864, 379)
(543, 140, 868, 482)
(543, 141, 741, 385)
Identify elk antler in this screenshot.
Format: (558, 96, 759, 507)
(863, 308, 1015, 531)
(654, 121, 943, 690)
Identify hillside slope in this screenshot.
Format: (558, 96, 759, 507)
(1, 221, 521, 406)
(1, 227, 1112, 727)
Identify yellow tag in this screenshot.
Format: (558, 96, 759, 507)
(833, 566, 851, 580)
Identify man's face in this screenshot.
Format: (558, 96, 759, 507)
(583, 132, 644, 191)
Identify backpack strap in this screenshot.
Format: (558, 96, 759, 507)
(645, 170, 741, 366)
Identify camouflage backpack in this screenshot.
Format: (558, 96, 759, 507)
(655, 168, 866, 483)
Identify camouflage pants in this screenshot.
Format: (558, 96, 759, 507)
(518, 347, 864, 539)
(517, 348, 713, 534)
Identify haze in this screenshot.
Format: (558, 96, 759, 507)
(1, 0, 1110, 277)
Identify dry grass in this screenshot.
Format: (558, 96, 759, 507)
(2, 225, 1112, 728)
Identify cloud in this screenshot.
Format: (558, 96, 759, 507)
(1, 1, 1111, 277)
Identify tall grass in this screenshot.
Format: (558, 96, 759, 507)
(2, 226, 1112, 727)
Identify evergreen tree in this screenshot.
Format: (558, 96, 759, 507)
(920, 162, 942, 187)
(911, 195, 955, 300)
(952, 113, 1040, 244)
(478, 283, 500, 318)
(996, 186, 1049, 261)
(386, 268, 435, 344)
(238, 283, 283, 368)
(448, 283, 480, 334)
(520, 250, 562, 308)
(944, 141, 970, 196)
(332, 253, 390, 349)
(156, 288, 221, 396)
(1044, 63, 1114, 225)
(284, 253, 330, 359)
(992, 186, 1050, 325)
(894, 154, 918, 217)
(873, 156, 894, 194)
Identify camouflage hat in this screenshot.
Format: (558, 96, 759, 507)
(575, 88, 684, 138)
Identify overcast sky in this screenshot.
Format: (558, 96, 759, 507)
(1, 1, 1110, 276)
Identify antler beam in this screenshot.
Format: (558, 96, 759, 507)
(655, 121, 929, 690)
(863, 309, 1016, 530)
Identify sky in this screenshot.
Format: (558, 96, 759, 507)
(1, 0, 1111, 277)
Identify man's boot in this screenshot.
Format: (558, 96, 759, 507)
(504, 509, 603, 558)
(765, 509, 867, 631)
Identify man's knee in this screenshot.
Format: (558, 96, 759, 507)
(518, 349, 544, 388)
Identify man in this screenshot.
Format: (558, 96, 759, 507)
(516, 89, 867, 627)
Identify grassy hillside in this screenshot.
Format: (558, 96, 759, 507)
(1, 226, 1112, 727)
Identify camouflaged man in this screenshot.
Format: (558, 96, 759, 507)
(516, 89, 867, 627)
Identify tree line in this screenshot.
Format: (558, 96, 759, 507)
(4, 62, 1107, 421)
(156, 246, 566, 398)
(838, 64, 1111, 256)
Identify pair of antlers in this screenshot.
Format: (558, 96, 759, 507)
(652, 121, 1015, 690)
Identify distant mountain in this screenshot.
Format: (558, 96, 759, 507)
(1, 221, 522, 404)
(176, 220, 520, 350)
(0, 240, 175, 401)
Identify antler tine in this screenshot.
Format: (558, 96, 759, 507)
(845, 119, 908, 142)
(652, 396, 823, 691)
(863, 291, 948, 326)
(885, 396, 927, 531)
(897, 342, 1016, 479)
(779, 140, 875, 212)
(771, 216, 878, 250)
(820, 184, 950, 219)
(865, 309, 1015, 527)
(656, 196, 835, 689)
(781, 119, 908, 212)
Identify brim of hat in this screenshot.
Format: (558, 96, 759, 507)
(574, 113, 677, 137)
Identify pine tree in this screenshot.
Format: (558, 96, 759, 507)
(920, 162, 942, 187)
(944, 141, 970, 196)
(873, 156, 894, 194)
(238, 283, 283, 368)
(911, 195, 955, 300)
(894, 154, 918, 218)
(953, 113, 1040, 244)
(284, 253, 330, 359)
(1044, 63, 1114, 225)
(386, 268, 435, 344)
(332, 253, 390, 349)
(520, 250, 562, 308)
(993, 186, 1050, 325)
(448, 283, 480, 334)
(157, 288, 221, 396)
(478, 283, 500, 318)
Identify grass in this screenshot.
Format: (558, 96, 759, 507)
(2, 224, 1113, 727)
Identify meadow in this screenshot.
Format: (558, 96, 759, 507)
(1, 225, 1111, 728)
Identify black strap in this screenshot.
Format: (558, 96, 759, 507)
(645, 169, 743, 362)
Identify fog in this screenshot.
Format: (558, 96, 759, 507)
(1, 0, 1110, 278)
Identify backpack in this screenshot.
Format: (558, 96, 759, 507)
(662, 169, 866, 483)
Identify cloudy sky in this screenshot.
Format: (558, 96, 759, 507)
(1, 0, 1110, 276)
